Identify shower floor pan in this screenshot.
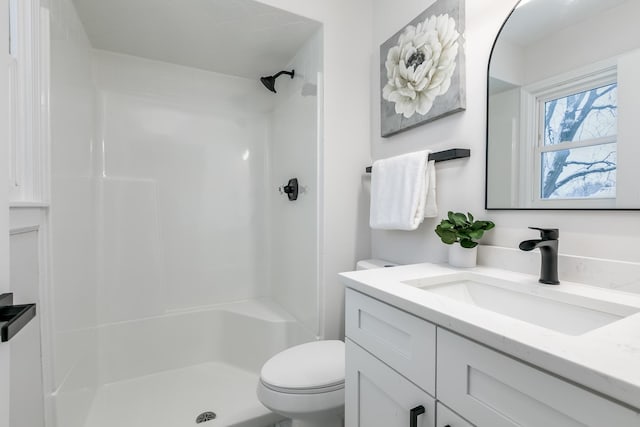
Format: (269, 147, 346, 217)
(84, 361, 283, 427)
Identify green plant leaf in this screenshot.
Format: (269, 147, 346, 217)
(460, 238, 478, 249)
(467, 212, 474, 222)
(471, 220, 493, 231)
(457, 230, 471, 239)
(439, 221, 454, 230)
(451, 212, 467, 227)
(435, 229, 457, 244)
(468, 229, 485, 239)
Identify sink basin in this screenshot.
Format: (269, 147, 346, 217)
(404, 273, 639, 335)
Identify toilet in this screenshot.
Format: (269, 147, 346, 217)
(257, 259, 396, 427)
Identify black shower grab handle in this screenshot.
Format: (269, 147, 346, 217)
(409, 405, 425, 427)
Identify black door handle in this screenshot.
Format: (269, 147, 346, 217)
(410, 405, 425, 427)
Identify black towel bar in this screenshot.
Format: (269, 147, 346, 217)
(0, 293, 36, 343)
(365, 148, 470, 173)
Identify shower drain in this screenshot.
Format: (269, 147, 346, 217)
(195, 412, 217, 423)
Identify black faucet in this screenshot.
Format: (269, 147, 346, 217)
(519, 227, 559, 285)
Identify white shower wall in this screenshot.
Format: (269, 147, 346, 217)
(91, 50, 275, 320)
(269, 30, 323, 337)
(49, 1, 98, 425)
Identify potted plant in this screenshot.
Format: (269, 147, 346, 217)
(435, 212, 495, 268)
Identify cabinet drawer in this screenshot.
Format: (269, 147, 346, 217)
(436, 403, 474, 427)
(345, 288, 436, 395)
(346, 338, 436, 427)
(437, 329, 640, 427)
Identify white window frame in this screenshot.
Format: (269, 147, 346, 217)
(519, 60, 618, 209)
(8, 0, 50, 206)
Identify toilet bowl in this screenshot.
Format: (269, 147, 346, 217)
(257, 259, 396, 426)
(257, 340, 345, 427)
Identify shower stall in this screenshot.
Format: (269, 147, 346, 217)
(48, 0, 323, 426)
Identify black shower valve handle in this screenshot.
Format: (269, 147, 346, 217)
(280, 178, 299, 201)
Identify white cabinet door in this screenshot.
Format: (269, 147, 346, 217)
(345, 289, 436, 395)
(437, 329, 640, 427)
(345, 338, 435, 427)
(436, 403, 474, 427)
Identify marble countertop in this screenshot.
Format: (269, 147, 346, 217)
(339, 263, 640, 410)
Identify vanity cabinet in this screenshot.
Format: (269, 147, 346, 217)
(345, 287, 436, 395)
(345, 339, 436, 427)
(437, 329, 640, 426)
(436, 403, 473, 427)
(345, 288, 640, 427)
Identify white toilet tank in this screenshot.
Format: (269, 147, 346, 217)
(356, 259, 398, 270)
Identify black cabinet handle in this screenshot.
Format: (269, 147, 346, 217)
(410, 405, 425, 427)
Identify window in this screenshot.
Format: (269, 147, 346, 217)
(522, 64, 618, 208)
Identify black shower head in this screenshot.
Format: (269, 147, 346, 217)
(260, 70, 295, 93)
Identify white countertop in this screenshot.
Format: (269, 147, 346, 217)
(339, 263, 640, 410)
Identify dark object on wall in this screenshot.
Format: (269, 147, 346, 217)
(365, 148, 470, 173)
(0, 293, 36, 342)
(281, 178, 299, 201)
(260, 70, 295, 93)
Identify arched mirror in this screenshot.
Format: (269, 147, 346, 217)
(486, 0, 640, 209)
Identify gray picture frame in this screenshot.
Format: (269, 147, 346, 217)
(380, 0, 466, 137)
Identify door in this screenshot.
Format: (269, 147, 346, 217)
(1, 0, 13, 424)
(345, 338, 436, 427)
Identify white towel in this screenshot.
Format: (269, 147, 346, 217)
(369, 151, 438, 231)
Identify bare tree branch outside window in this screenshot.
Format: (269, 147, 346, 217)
(541, 83, 617, 199)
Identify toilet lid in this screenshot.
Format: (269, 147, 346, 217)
(260, 340, 345, 392)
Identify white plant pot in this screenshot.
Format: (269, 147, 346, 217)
(448, 243, 477, 268)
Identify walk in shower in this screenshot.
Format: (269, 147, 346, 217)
(48, 1, 322, 425)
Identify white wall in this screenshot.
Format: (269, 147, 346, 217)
(49, 1, 98, 426)
(523, 1, 640, 85)
(490, 38, 525, 86)
(9, 223, 45, 427)
(491, 2, 640, 88)
(255, 0, 373, 340)
(616, 49, 640, 208)
(370, 0, 640, 270)
(487, 87, 520, 208)
(91, 50, 275, 322)
(0, 0, 10, 424)
(270, 30, 322, 337)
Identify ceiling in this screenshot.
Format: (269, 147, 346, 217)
(71, 0, 321, 79)
(502, 0, 629, 47)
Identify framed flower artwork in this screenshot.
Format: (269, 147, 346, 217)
(380, 0, 466, 137)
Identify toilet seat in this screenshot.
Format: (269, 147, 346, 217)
(259, 340, 345, 394)
(260, 378, 344, 395)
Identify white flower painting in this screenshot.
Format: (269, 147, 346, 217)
(380, 0, 465, 137)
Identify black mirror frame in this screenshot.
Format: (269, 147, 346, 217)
(484, 0, 640, 211)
